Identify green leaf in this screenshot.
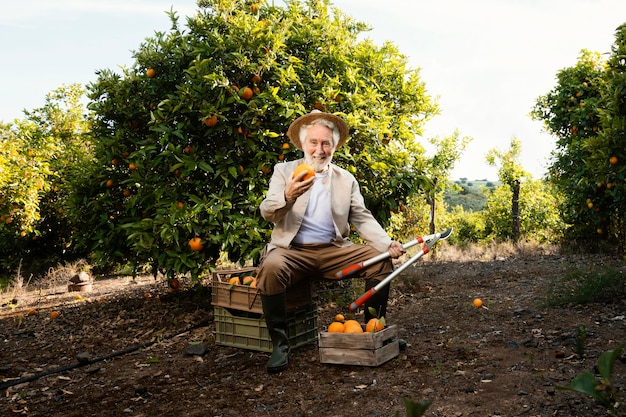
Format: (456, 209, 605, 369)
(198, 161, 213, 173)
(598, 341, 626, 381)
(556, 372, 606, 403)
(401, 398, 432, 417)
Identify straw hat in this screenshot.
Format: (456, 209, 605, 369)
(286, 110, 349, 150)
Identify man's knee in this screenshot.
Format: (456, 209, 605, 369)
(257, 250, 289, 295)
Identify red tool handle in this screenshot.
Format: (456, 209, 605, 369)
(334, 262, 365, 279)
(350, 287, 378, 311)
(334, 236, 424, 279)
(349, 245, 429, 311)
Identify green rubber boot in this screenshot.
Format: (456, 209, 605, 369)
(261, 292, 290, 373)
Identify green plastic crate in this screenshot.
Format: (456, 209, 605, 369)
(214, 303, 318, 352)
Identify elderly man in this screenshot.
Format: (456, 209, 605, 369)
(257, 110, 405, 373)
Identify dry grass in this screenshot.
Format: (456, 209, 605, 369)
(421, 240, 561, 263)
(1, 258, 91, 299)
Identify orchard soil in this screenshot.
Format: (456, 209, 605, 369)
(1, 251, 625, 417)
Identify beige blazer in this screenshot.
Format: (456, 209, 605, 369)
(260, 159, 392, 253)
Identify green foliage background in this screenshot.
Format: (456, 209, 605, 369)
(3, 0, 625, 281)
(68, 0, 438, 279)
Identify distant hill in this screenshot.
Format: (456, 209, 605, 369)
(444, 178, 499, 212)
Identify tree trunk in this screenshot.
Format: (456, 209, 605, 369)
(429, 197, 436, 235)
(429, 176, 438, 235)
(512, 179, 520, 244)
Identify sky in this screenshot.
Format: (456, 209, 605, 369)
(2, 1, 626, 181)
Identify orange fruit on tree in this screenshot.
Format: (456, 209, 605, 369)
(128, 163, 138, 170)
(239, 87, 253, 100)
(105, 179, 114, 188)
(365, 318, 385, 333)
(177, 201, 184, 209)
(343, 319, 364, 333)
(292, 163, 315, 181)
(281, 142, 291, 150)
(251, 74, 261, 84)
(122, 189, 132, 197)
(146, 68, 156, 78)
(204, 114, 218, 127)
(169, 277, 180, 291)
(328, 321, 345, 333)
(609, 156, 618, 165)
(188, 237, 204, 252)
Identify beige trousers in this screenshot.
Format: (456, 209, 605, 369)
(256, 243, 393, 295)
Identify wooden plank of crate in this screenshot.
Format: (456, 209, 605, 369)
(319, 341, 399, 366)
(212, 267, 256, 282)
(318, 325, 397, 350)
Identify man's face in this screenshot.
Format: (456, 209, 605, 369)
(303, 124, 335, 172)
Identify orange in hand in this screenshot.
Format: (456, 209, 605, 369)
(293, 163, 315, 181)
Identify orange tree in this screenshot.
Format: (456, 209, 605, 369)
(0, 85, 92, 275)
(596, 24, 626, 253)
(70, 0, 438, 280)
(532, 43, 626, 253)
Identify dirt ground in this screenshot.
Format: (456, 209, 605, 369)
(1, 251, 625, 417)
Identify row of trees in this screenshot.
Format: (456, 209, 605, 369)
(1, 0, 623, 281)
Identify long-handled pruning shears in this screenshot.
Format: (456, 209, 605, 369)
(338, 227, 453, 312)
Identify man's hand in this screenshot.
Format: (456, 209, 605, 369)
(387, 241, 406, 259)
(284, 170, 314, 203)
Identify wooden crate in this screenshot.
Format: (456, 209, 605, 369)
(211, 268, 311, 314)
(318, 325, 400, 366)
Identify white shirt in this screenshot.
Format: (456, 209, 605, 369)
(292, 171, 336, 244)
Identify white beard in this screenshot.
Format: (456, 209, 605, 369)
(306, 155, 332, 172)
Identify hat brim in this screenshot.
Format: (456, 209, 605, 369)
(286, 111, 349, 151)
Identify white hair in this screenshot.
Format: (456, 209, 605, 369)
(299, 118, 340, 148)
